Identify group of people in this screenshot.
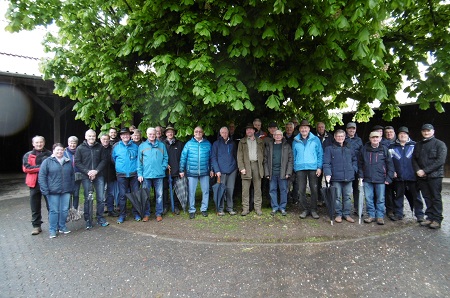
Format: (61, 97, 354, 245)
(22, 118, 447, 238)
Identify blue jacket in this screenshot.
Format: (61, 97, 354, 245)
(389, 139, 416, 181)
(345, 134, 363, 156)
(63, 148, 79, 173)
(112, 140, 138, 177)
(323, 141, 357, 182)
(138, 140, 168, 179)
(211, 137, 237, 174)
(38, 156, 74, 196)
(292, 132, 323, 172)
(358, 143, 394, 184)
(180, 137, 212, 177)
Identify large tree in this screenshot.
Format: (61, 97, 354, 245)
(5, 0, 450, 135)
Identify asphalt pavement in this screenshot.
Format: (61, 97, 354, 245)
(0, 174, 449, 297)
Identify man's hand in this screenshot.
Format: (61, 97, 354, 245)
(180, 172, 185, 178)
(240, 169, 246, 175)
(216, 172, 221, 178)
(210, 171, 214, 178)
(416, 169, 426, 177)
(316, 169, 322, 177)
(325, 175, 331, 183)
(138, 176, 143, 183)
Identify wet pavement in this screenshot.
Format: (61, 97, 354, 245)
(0, 174, 449, 297)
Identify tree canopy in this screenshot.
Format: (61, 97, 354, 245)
(5, 0, 450, 135)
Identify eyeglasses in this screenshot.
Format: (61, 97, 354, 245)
(194, 130, 203, 133)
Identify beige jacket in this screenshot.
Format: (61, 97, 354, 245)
(237, 136, 264, 180)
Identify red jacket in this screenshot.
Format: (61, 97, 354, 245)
(22, 149, 52, 188)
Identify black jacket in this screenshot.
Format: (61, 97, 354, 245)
(412, 136, 447, 178)
(74, 141, 107, 179)
(164, 138, 185, 177)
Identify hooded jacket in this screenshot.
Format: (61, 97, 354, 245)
(358, 142, 394, 184)
(292, 132, 323, 172)
(138, 139, 168, 179)
(38, 155, 74, 195)
(22, 148, 52, 188)
(323, 140, 357, 182)
(74, 141, 107, 179)
(112, 140, 139, 177)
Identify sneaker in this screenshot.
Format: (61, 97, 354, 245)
(416, 216, 425, 223)
(299, 211, 309, 219)
(108, 210, 119, 217)
(156, 216, 163, 222)
(217, 212, 225, 216)
(377, 218, 385, 225)
(99, 221, 109, 227)
(345, 216, 355, 223)
(58, 228, 71, 234)
(49, 232, 57, 239)
(201, 211, 208, 217)
(395, 214, 404, 221)
(420, 219, 432, 227)
(31, 227, 42, 235)
(189, 213, 196, 219)
(174, 208, 180, 215)
(335, 216, 342, 223)
(281, 210, 287, 216)
(117, 216, 125, 224)
(142, 216, 149, 222)
(429, 221, 441, 229)
(229, 211, 237, 216)
(311, 211, 319, 219)
(270, 210, 276, 216)
(364, 217, 374, 223)
(85, 223, 93, 230)
(388, 213, 397, 221)
(134, 215, 142, 222)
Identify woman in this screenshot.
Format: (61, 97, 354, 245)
(39, 143, 74, 238)
(63, 136, 81, 209)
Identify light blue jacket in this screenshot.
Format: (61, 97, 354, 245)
(292, 132, 323, 171)
(112, 140, 138, 177)
(180, 137, 212, 177)
(137, 140, 168, 179)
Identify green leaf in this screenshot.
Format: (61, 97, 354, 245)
(294, 27, 304, 40)
(232, 100, 244, 110)
(266, 94, 280, 110)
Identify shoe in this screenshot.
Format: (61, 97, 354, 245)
(229, 211, 237, 216)
(281, 210, 287, 216)
(162, 208, 168, 215)
(201, 211, 208, 217)
(142, 216, 149, 222)
(364, 217, 374, 223)
(270, 210, 276, 216)
(108, 210, 119, 217)
(417, 216, 425, 223)
(174, 208, 180, 215)
(299, 211, 309, 219)
(117, 216, 125, 224)
(189, 213, 196, 219)
(99, 221, 109, 227)
(85, 223, 93, 230)
(395, 214, 404, 221)
(241, 211, 249, 216)
(58, 228, 71, 234)
(317, 201, 324, 207)
(429, 221, 441, 229)
(335, 216, 342, 223)
(49, 232, 57, 239)
(156, 216, 163, 222)
(217, 212, 225, 216)
(256, 210, 263, 216)
(31, 227, 42, 235)
(311, 211, 319, 219)
(420, 220, 432, 227)
(345, 216, 355, 223)
(377, 218, 385, 225)
(388, 213, 397, 221)
(134, 215, 142, 222)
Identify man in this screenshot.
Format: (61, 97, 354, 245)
(384, 126, 396, 144)
(284, 122, 296, 145)
(358, 131, 394, 225)
(131, 129, 143, 146)
(109, 127, 119, 145)
(237, 124, 265, 216)
(212, 126, 238, 216)
(345, 122, 363, 214)
(293, 120, 323, 219)
(75, 129, 109, 229)
(112, 128, 140, 223)
(264, 129, 293, 216)
(163, 126, 184, 215)
(99, 134, 119, 217)
(138, 127, 168, 222)
(389, 126, 424, 221)
(228, 121, 241, 142)
(315, 121, 333, 206)
(291, 117, 300, 131)
(323, 129, 357, 223)
(22, 135, 52, 235)
(284, 122, 297, 203)
(253, 118, 267, 139)
(155, 125, 164, 141)
(371, 125, 391, 148)
(383, 125, 397, 220)
(264, 122, 278, 143)
(412, 124, 447, 229)
(180, 126, 213, 219)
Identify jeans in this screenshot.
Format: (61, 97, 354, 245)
(71, 179, 82, 209)
(188, 175, 210, 213)
(30, 183, 48, 227)
(82, 176, 107, 224)
(296, 170, 319, 212)
(219, 170, 237, 212)
(332, 181, 352, 217)
(47, 193, 70, 234)
(417, 178, 443, 223)
(117, 176, 140, 217)
(364, 182, 385, 218)
(269, 175, 288, 211)
(144, 178, 163, 216)
(104, 180, 117, 212)
(394, 180, 424, 218)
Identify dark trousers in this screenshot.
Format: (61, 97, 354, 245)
(296, 170, 318, 212)
(417, 178, 443, 223)
(30, 185, 48, 228)
(163, 176, 181, 211)
(394, 180, 424, 218)
(352, 174, 360, 211)
(385, 183, 395, 215)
